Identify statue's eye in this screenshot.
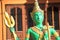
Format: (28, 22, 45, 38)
(35, 15, 38, 17)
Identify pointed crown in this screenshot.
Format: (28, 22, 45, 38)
(31, 0, 44, 17)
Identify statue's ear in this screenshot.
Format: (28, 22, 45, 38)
(30, 12, 33, 20)
(30, 12, 32, 18)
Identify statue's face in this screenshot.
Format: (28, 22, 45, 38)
(32, 11, 44, 24)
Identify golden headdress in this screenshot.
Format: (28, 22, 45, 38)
(31, 0, 44, 17)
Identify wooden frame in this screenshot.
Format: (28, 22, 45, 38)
(0, 1, 3, 40)
(59, 6, 60, 32)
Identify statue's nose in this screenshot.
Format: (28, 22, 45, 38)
(38, 16, 43, 20)
(38, 16, 40, 20)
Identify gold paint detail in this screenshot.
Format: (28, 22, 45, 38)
(4, 12, 15, 28)
(54, 32, 59, 37)
(31, 27, 43, 40)
(13, 32, 17, 40)
(25, 34, 30, 38)
(30, 0, 44, 18)
(43, 25, 54, 30)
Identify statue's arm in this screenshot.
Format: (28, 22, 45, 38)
(44, 30, 49, 40)
(50, 28, 60, 40)
(25, 28, 31, 40)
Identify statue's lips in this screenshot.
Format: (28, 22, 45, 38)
(37, 19, 43, 22)
(38, 19, 41, 21)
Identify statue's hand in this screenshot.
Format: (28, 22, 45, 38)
(10, 27, 20, 40)
(16, 37, 20, 40)
(56, 36, 60, 40)
(9, 27, 15, 33)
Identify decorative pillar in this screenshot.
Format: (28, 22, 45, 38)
(0, 1, 3, 40)
(59, 7, 60, 30)
(44, 0, 48, 25)
(45, 0, 51, 40)
(52, 6, 54, 27)
(1, 0, 3, 40)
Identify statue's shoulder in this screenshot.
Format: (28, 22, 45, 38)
(43, 25, 54, 29)
(30, 27, 36, 30)
(27, 27, 34, 31)
(26, 27, 35, 33)
(29, 26, 35, 29)
(29, 27, 38, 31)
(43, 25, 47, 30)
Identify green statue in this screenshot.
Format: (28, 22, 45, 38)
(4, 12, 20, 40)
(25, 0, 60, 40)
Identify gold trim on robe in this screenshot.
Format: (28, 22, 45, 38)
(31, 27, 43, 40)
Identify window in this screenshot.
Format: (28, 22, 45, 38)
(17, 8, 22, 31)
(25, 4, 34, 28)
(10, 7, 22, 31)
(54, 7, 59, 30)
(47, 7, 52, 25)
(47, 6, 59, 30)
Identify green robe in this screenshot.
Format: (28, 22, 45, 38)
(25, 26, 60, 40)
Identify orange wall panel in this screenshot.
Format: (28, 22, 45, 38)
(3, 0, 27, 4)
(1, 0, 60, 4)
(0, 2, 1, 13)
(0, 2, 2, 40)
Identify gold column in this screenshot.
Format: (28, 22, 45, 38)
(59, 7, 60, 30)
(45, 0, 48, 25)
(52, 6, 54, 27)
(45, 0, 51, 40)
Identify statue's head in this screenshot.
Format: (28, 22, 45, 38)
(31, 11, 44, 24)
(30, 0, 44, 24)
